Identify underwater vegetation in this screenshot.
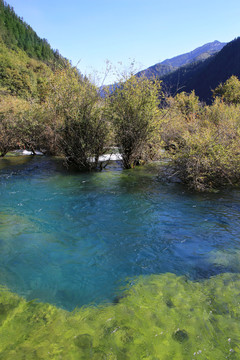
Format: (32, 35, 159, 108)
(0, 272, 239, 359)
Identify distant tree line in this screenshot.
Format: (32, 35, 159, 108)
(1, 57, 240, 192)
(1, 1, 240, 191)
(0, 64, 162, 170)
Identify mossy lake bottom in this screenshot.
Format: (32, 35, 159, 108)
(0, 156, 240, 359)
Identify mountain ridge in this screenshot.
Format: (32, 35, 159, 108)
(161, 37, 240, 103)
(161, 40, 225, 67)
(136, 40, 226, 79)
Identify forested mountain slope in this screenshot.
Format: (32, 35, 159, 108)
(0, 39, 52, 99)
(0, 0, 68, 100)
(0, 0, 64, 65)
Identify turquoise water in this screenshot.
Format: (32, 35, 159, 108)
(0, 156, 240, 310)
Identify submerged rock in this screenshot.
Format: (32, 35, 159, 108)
(74, 334, 92, 349)
(172, 329, 189, 343)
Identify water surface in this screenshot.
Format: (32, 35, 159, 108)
(0, 156, 240, 310)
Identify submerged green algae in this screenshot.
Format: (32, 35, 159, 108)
(0, 272, 239, 359)
(0, 155, 33, 170)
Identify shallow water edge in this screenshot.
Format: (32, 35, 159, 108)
(0, 272, 240, 359)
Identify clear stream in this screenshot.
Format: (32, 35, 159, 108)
(0, 156, 240, 311)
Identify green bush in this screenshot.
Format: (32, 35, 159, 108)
(107, 75, 161, 169)
(160, 88, 240, 191)
(46, 66, 110, 170)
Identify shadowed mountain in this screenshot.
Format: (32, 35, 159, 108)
(136, 41, 225, 79)
(161, 37, 240, 103)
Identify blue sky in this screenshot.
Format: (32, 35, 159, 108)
(6, 0, 240, 84)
